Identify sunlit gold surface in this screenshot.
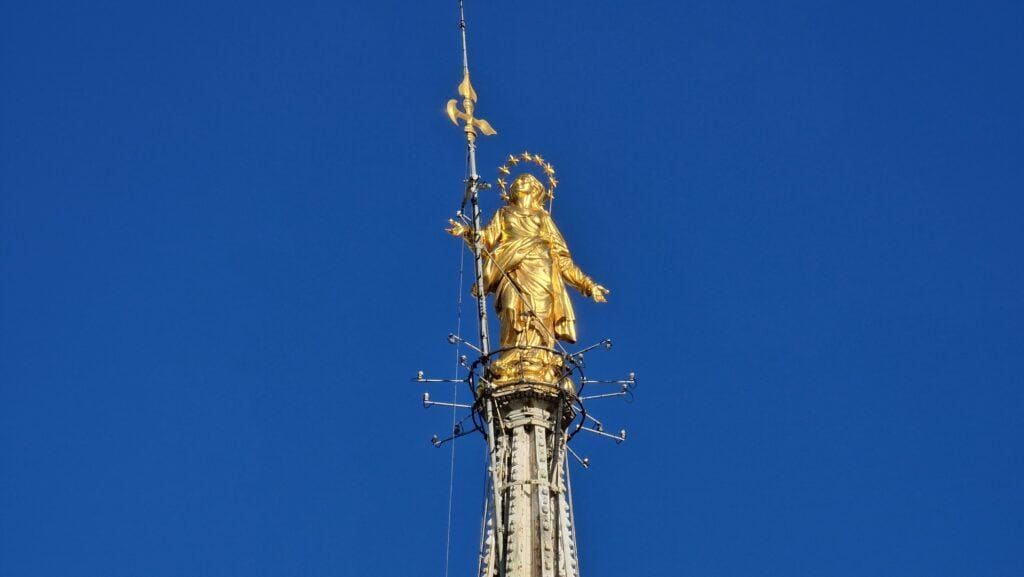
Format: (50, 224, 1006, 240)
(446, 71, 497, 139)
(448, 169, 608, 386)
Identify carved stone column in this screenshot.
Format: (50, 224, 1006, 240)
(479, 390, 579, 577)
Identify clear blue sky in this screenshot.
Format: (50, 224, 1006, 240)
(2, 1, 1022, 576)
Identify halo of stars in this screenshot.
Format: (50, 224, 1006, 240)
(496, 151, 558, 202)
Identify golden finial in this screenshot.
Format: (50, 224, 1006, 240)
(446, 72, 496, 140)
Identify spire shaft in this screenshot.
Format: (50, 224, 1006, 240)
(457, 1, 474, 182)
(459, 0, 471, 80)
(447, 2, 506, 571)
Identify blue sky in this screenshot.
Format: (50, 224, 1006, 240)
(1, 1, 1022, 576)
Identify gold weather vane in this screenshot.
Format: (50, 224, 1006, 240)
(445, 0, 496, 145)
(446, 72, 496, 141)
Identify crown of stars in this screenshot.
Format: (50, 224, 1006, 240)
(496, 151, 558, 201)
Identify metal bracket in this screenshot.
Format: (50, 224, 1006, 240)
(566, 444, 590, 469)
(414, 370, 467, 384)
(580, 426, 626, 444)
(423, 392, 472, 410)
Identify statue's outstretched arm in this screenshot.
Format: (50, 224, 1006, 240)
(546, 216, 609, 303)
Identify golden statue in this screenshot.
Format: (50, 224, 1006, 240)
(448, 160, 609, 387)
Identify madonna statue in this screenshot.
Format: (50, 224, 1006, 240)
(448, 172, 609, 386)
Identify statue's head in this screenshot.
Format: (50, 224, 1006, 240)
(508, 174, 546, 208)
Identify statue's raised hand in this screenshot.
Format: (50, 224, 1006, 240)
(591, 285, 610, 303)
(447, 218, 469, 238)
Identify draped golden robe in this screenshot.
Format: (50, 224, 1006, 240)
(474, 205, 597, 384)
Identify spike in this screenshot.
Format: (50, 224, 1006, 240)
(457, 73, 478, 102)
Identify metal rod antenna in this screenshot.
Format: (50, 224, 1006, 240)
(583, 412, 604, 431)
(450, 0, 491, 364)
(458, 0, 471, 79)
(448, 333, 484, 356)
(464, 107, 489, 354)
(566, 444, 589, 469)
(482, 396, 505, 565)
(414, 371, 467, 384)
(432, 426, 483, 447)
(580, 426, 627, 444)
(579, 390, 631, 401)
(453, 0, 504, 567)
(423, 393, 473, 410)
(581, 375, 637, 386)
(572, 338, 613, 358)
